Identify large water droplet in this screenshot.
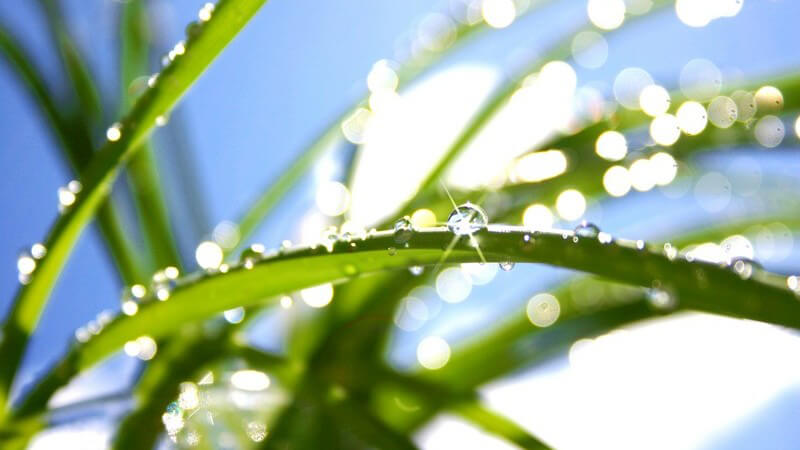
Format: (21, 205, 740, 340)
(574, 221, 600, 239)
(393, 216, 414, 244)
(499, 261, 515, 271)
(447, 202, 487, 236)
(388, 247, 397, 256)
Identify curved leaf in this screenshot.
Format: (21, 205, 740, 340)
(11, 226, 800, 423)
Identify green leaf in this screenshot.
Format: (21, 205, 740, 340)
(0, 0, 269, 418)
(37, 0, 103, 121)
(119, 0, 183, 271)
(10, 226, 800, 424)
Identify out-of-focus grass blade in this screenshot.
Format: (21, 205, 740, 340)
(119, 0, 183, 270)
(0, 23, 145, 286)
(37, 0, 103, 121)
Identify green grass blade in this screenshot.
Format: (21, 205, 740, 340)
(9, 226, 800, 424)
(453, 400, 551, 449)
(377, 368, 548, 448)
(119, 0, 183, 271)
(36, 0, 103, 121)
(0, 0, 268, 417)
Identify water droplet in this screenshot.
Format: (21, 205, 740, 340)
(17, 251, 37, 281)
(731, 257, 759, 279)
(574, 221, 600, 239)
(30, 243, 47, 259)
(239, 243, 265, 267)
(320, 226, 338, 252)
(499, 261, 515, 271)
(246, 422, 267, 442)
(393, 216, 414, 244)
(106, 123, 122, 141)
(147, 73, 159, 88)
(597, 232, 614, 244)
(787, 276, 799, 295)
(223, 307, 245, 324)
(75, 327, 90, 343)
(388, 247, 397, 256)
(447, 202, 488, 236)
(635, 240, 646, 250)
(155, 115, 169, 127)
(162, 402, 185, 436)
(523, 233, 531, 242)
(151, 270, 176, 301)
(198, 2, 215, 22)
(121, 300, 138, 316)
(57, 180, 83, 213)
(663, 243, 678, 260)
(647, 288, 677, 310)
(409, 265, 424, 276)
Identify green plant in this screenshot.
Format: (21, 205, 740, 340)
(1, 0, 799, 448)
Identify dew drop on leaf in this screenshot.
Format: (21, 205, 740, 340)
(574, 220, 600, 239)
(447, 202, 487, 236)
(393, 216, 414, 244)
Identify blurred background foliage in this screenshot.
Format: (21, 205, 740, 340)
(1, 0, 800, 449)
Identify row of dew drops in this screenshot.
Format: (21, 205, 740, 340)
(15, 198, 800, 352)
(106, 3, 218, 142)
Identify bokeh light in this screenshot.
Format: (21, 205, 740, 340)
(639, 84, 671, 117)
(595, 130, 628, 161)
(526, 293, 560, 327)
(481, 0, 516, 29)
(556, 189, 586, 221)
(417, 336, 451, 370)
(587, 0, 626, 30)
(195, 241, 223, 270)
(523, 204, 555, 230)
(676, 101, 708, 135)
(315, 181, 351, 217)
(603, 165, 632, 197)
(300, 283, 334, 308)
(650, 113, 681, 146)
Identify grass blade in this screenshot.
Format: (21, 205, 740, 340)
(0, 23, 145, 286)
(0, 0, 269, 417)
(119, 0, 183, 271)
(9, 226, 800, 426)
